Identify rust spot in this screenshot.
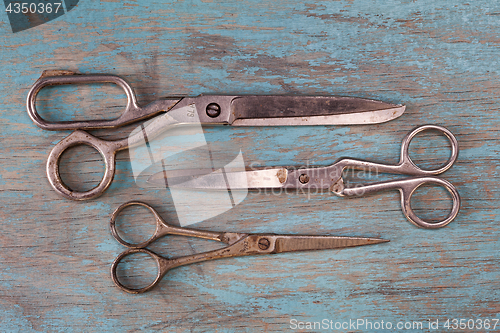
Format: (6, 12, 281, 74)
(276, 168, 287, 183)
(40, 70, 76, 78)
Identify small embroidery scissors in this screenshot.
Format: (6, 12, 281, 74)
(148, 125, 461, 229)
(27, 71, 405, 201)
(110, 201, 389, 294)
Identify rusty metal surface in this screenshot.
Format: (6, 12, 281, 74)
(110, 202, 387, 294)
(33, 72, 403, 200)
(148, 125, 461, 228)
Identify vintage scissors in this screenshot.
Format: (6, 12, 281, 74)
(27, 71, 405, 201)
(110, 201, 389, 293)
(148, 125, 461, 229)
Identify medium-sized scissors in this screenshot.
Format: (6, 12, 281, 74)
(110, 201, 389, 294)
(148, 125, 461, 229)
(27, 71, 405, 201)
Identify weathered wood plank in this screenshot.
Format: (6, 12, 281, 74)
(1, 0, 499, 331)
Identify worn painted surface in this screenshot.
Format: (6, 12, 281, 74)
(1, 0, 499, 332)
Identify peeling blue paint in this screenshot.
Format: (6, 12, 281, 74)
(1, 0, 500, 331)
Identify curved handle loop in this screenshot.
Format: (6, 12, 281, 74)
(111, 248, 165, 294)
(399, 177, 460, 229)
(46, 130, 126, 200)
(336, 177, 460, 228)
(399, 124, 459, 175)
(27, 71, 142, 130)
(110, 201, 167, 249)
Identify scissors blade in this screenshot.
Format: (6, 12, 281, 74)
(147, 168, 287, 189)
(273, 235, 389, 253)
(146, 166, 339, 191)
(230, 96, 405, 126)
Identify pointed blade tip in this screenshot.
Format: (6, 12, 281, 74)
(350, 237, 389, 247)
(394, 104, 406, 117)
(366, 238, 390, 245)
(377, 104, 405, 123)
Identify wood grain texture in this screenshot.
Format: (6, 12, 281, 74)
(1, 0, 499, 331)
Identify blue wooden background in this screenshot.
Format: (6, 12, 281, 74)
(1, 0, 499, 332)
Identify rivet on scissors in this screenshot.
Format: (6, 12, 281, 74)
(258, 238, 271, 250)
(206, 103, 221, 118)
(299, 174, 310, 184)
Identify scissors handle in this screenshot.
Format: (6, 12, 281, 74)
(111, 248, 169, 294)
(46, 106, 189, 200)
(329, 125, 460, 228)
(397, 124, 459, 175)
(356, 126, 458, 177)
(26, 70, 181, 130)
(334, 177, 460, 228)
(110, 201, 226, 249)
(110, 201, 250, 293)
(46, 130, 127, 201)
(111, 235, 254, 294)
(333, 125, 458, 177)
(322, 125, 458, 189)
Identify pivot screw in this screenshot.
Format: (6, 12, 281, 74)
(258, 238, 270, 250)
(206, 103, 221, 118)
(299, 174, 310, 184)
